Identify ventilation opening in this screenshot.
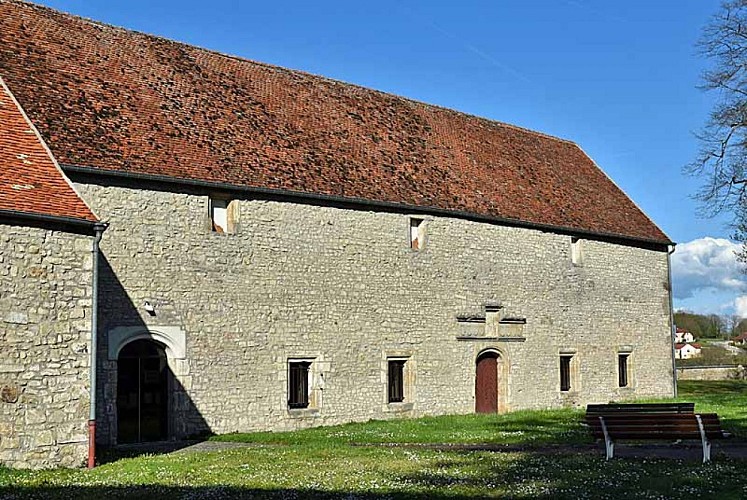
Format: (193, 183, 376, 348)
(410, 218, 425, 250)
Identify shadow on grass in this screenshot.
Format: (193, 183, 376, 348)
(5, 447, 747, 499)
(394, 450, 747, 499)
(97, 440, 204, 464)
(0, 486, 476, 500)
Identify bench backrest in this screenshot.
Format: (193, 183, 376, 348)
(586, 403, 695, 415)
(585, 413, 724, 440)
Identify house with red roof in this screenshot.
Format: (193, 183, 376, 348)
(675, 343, 702, 360)
(674, 327, 695, 344)
(0, 0, 676, 469)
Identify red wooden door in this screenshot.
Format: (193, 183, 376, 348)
(475, 353, 498, 413)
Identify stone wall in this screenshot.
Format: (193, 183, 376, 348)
(0, 224, 92, 468)
(676, 365, 746, 381)
(74, 182, 675, 445)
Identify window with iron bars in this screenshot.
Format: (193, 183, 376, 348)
(618, 353, 629, 388)
(388, 359, 406, 403)
(560, 355, 572, 392)
(288, 361, 311, 409)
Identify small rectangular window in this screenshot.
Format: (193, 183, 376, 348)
(618, 353, 629, 388)
(210, 197, 238, 234)
(410, 218, 424, 250)
(571, 237, 583, 266)
(388, 360, 406, 403)
(210, 199, 228, 233)
(288, 361, 311, 409)
(560, 355, 572, 392)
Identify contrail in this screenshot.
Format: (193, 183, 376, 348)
(399, 5, 534, 86)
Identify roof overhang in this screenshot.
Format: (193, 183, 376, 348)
(62, 163, 674, 251)
(0, 208, 106, 236)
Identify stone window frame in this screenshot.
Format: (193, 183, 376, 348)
(286, 356, 324, 416)
(382, 350, 415, 412)
(208, 196, 239, 235)
(408, 216, 428, 251)
(558, 348, 580, 393)
(288, 360, 312, 409)
(617, 347, 634, 390)
(570, 237, 584, 266)
(387, 359, 406, 403)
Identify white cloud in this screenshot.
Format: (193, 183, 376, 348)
(671, 237, 746, 300)
(735, 296, 747, 318)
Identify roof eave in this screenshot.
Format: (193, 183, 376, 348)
(0, 208, 105, 236)
(61, 163, 675, 250)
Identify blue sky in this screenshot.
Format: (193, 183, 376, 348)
(34, 0, 745, 315)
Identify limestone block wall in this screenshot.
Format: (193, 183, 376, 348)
(0, 224, 92, 468)
(676, 366, 745, 381)
(74, 182, 674, 444)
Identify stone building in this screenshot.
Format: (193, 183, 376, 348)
(0, 74, 101, 467)
(0, 0, 676, 469)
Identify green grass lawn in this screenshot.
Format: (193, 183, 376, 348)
(209, 408, 588, 448)
(676, 380, 747, 438)
(3, 381, 747, 499)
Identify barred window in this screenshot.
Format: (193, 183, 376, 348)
(388, 360, 406, 403)
(560, 355, 572, 392)
(618, 353, 629, 388)
(288, 361, 311, 409)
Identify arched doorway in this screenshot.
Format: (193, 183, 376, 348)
(117, 339, 169, 443)
(475, 351, 499, 413)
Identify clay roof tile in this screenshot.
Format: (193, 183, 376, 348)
(0, 74, 96, 222)
(0, 0, 669, 244)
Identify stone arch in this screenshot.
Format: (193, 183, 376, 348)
(117, 338, 169, 443)
(477, 347, 505, 360)
(108, 326, 186, 360)
(475, 347, 509, 414)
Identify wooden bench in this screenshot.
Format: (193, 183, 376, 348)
(585, 403, 729, 463)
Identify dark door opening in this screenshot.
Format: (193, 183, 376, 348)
(475, 351, 498, 413)
(117, 339, 168, 443)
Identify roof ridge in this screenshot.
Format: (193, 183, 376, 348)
(6, 0, 576, 146)
(0, 0, 672, 245)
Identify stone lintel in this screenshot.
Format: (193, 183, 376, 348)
(456, 315, 486, 324)
(455, 336, 526, 342)
(499, 317, 526, 324)
(107, 325, 187, 360)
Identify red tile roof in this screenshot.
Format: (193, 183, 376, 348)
(0, 75, 96, 222)
(0, 0, 670, 244)
(675, 343, 701, 350)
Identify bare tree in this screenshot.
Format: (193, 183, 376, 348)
(723, 313, 743, 335)
(688, 1, 747, 224)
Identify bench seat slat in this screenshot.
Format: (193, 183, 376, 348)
(586, 403, 695, 415)
(584, 403, 727, 462)
(589, 430, 724, 437)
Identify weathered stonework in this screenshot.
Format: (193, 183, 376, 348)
(74, 182, 674, 445)
(0, 224, 92, 468)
